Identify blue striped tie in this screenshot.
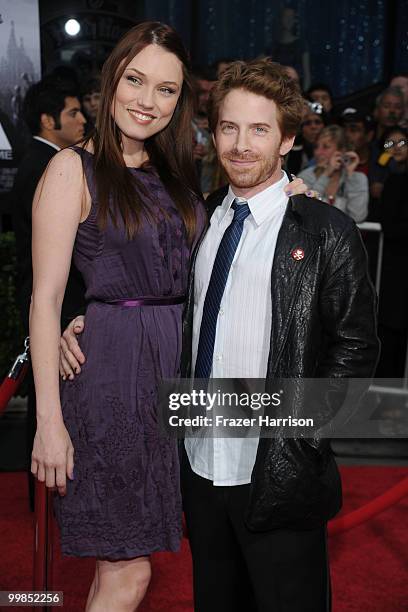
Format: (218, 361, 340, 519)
(194, 199, 251, 378)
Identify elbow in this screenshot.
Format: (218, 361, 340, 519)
(354, 210, 368, 224)
(30, 291, 64, 319)
(350, 199, 368, 224)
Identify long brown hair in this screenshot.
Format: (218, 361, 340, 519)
(88, 21, 201, 240)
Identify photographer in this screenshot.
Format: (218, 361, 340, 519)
(299, 125, 368, 222)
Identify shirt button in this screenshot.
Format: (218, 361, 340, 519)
(215, 354, 223, 362)
(219, 308, 224, 316)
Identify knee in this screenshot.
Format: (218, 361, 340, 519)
(127, 562, 151, 603)
(97, 558, 152, 611)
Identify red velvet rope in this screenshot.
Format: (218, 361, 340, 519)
(328, 475, 408, 535)
(32, 475, 408, 589)
(0, 365, 29, 415)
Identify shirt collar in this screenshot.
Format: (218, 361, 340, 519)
(219, 171, 289, 226)
(33, 136, 61, 152)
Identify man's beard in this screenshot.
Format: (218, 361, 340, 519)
(220, 149, 281, 189)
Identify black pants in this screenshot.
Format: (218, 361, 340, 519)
(181, 449, 331, 612)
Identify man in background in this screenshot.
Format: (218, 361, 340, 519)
(341, 107, 374, 177)
(389, 73, 408, 128)
(373, 86, 404, 142)
(81, 76, 101, 135)
(192, 67, 218, 194)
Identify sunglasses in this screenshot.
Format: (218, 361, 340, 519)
(383, 139, 407, 150)
(307, 101, 323, 114)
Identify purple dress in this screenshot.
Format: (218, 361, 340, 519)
(54, 148, 206, 559)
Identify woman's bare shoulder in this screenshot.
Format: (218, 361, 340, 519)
(38, 148, 85, 192)
(76, 139, 95, 154)
(48, 147, 83, 170)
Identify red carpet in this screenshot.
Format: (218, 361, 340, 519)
(0, 466, 407, 611)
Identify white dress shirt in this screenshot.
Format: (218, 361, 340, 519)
(33, 136, 61, 152)
(185, 171, 289, 485)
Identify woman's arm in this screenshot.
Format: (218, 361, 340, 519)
(30, 148, 88, 495)
(344, 171, 369, 223)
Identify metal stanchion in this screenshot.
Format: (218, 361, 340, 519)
(33, 481, 47, 591)
(0, 338, 30, 415)
(357, 221, 383, 296)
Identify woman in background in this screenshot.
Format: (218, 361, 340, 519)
(299, 124, 368, 222)
(285, 100, 327, 175)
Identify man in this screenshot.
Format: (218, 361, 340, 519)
(181, 60, 378, 611)
(12, 78, 86, 330)
(81, 76, 101, 135)
(368, 87, 405, 204)
(340, 107, 374, 177)
(192, 67, 217, 194)
(194, 67, 217, 121)
(389, 73, 408, 128)
(306, 82, 336, 123)
(11, 78, 86, 508)
(61, 61, 379, 611)
(373, 86, 404, 141)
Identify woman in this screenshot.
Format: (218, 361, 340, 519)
(30, 22, 205, 611)
(299, 124, 368, 222)
(30, 22, 310, 610)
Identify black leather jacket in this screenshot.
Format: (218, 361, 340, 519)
(181, 185, 379, 531)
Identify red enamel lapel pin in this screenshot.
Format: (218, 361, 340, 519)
(291, 247, 305, 261)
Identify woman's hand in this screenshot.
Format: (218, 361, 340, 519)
(343, 150, 360, 176)
(31, 417, 74, 496)
(284, 176, 321, 200)
(60, 316, 86, 379)
(323, 151, 343, 177)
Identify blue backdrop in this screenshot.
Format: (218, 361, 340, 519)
(144, 0, 407, 97)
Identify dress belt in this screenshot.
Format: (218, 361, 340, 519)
(90, 295, 186, 307)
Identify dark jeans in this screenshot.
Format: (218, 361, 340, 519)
(181, 448, 331, 612)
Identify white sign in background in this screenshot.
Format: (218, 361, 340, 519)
(0, 0, 41, 191)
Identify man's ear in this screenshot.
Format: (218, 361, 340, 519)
(40, 113, 55, 131)
(280, 135, 296, 157)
